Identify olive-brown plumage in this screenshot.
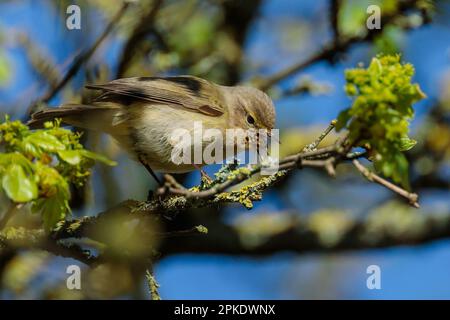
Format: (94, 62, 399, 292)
(28, 75, 276, 174)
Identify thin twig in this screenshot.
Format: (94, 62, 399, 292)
(116, 0, 165, 77)
(161, 146, 340, 199)
(29, 0, 131, 112)
(163, 174, 187, 190)
(164, 175, 241, 198)
(303, 119, 337, 152)
(155, 119, 417, 210)
(157, 121, 340, 199)
(145, 268, 161, 300)
(157, 225, 208, 238)
(346, 150, 367, 160)
(256, 0, 421, 90)
(330, 0, 342, 41)
(352, 159, 419, 208)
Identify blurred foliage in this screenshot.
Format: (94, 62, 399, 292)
(338, 0, 398, 38)
(1, 251, 49, 295)
(17, 33, 61, 89)
(364, 200, 429, 242)
(0, 31, 10, 87)
(279, 126, 337, 158)
(85, 263, 135, 299)
(373, 25, 404, 54)
(307, 210, 353, 247)
(168, 11, 215, 58)
(0, 52, 10, 87)
(270, 75, 333, 99)
(338, 0, 433, 38)
(0, 118, 116, 229)
(336, 54, 426, 188)
(235, 212, 296, 247)
(91, 210, 160, 260)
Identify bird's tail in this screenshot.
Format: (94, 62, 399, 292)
(27, 104, 118, 130)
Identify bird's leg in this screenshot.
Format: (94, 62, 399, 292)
(139, 156, 163, 187)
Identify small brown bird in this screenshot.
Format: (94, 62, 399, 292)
(28, 76, 276, 182)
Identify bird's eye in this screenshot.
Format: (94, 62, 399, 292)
(246, 115, 255, 125)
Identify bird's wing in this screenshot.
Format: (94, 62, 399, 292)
(86, 76, 226, 117)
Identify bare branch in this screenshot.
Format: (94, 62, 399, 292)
(303, 120, 337, 152)
(160, 209, 450, 257)
(0, 122, 422, 268)
(28, 0, 131, 114)
(352, 159, 419, 208)
(157, 225, 209, 238)
(0, 227, 96, 266)
(116, 0, 165, 77)
(329, 0, 342, 41)
(255, 0, 423, 90)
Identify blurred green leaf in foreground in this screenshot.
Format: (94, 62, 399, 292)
(0, 118, 116, 230)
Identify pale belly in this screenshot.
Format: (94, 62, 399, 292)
(111, 104, 228, 173)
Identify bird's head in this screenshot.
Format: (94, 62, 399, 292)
(226, 86, 276, 132)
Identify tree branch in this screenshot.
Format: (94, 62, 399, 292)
(255, 0, 423, 90)
(145, 268, 161, 300)
(116, 0, 165, 77)
(0, 121, 422, 267)
(352, 159, 419, 208)
(159, 209, 450, 256)
(28, 0, 131, 114)
(0, 227, 96, 266)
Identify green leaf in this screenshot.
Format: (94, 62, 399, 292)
(80, 150, 117, 166)
(2, 164, 38, 202)
(380, 160, 394, 178)
(399, 137, 417, 151)
(22, 140, 40, 157)
(58, 150, 82, 165)
(335, 109, 351, 131)
(24, 131, 66, 152)
(368, 57, 382, 75)
(0, 152, 34, 174)
(33, 197, 68, 230)
(394, 152, 410, 189)
(0, 117, 116, 229)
